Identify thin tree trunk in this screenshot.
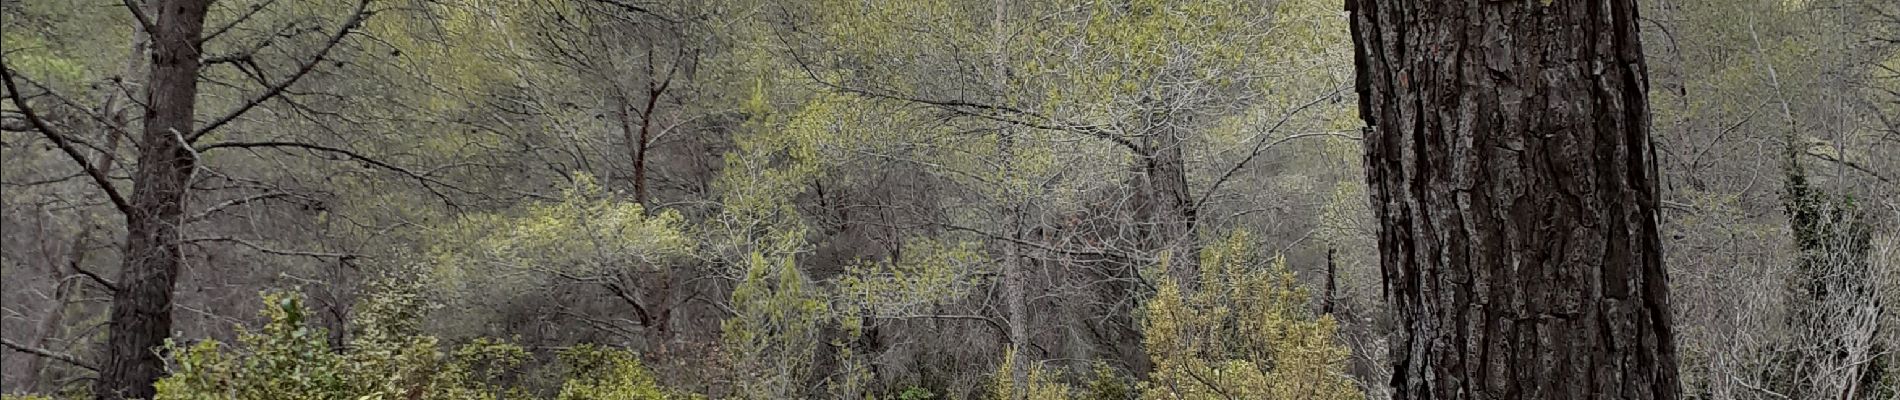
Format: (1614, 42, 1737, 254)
(618, 96, 644, 204)
(22, 215, 89, 393)
(620, 86, 662, 208)
(633, 96, 655, 207)
(96, 0, 208, 397)
(1345, 1, 1681, 398)
(97, 0, 151, 176)
(993, 0, 1029, 395)
(1324, 246, 1338, 315)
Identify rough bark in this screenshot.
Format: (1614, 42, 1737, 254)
(1344, 1, 1681, 399)
(96, 0, 208, 398)
(1136, 121, 1198, 287)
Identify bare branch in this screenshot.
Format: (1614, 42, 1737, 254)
(200, 0, 281, 44)
(583, 0, 677, 23)
(2, 337, 97, 372)
(0, 62, 134, 214)
(186, 236, 357, 260)
(774, 27, 1141, 153)
(185, 192, 296, 223)
(191, 0, 373, 141)
(72, 261, 119, 292)
(195, 140, 467, 202)
(1194, 85, 1354, 213)
(120, 0, 154, 35)
(1805, 149, 1898, 186)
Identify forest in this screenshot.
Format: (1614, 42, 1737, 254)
(1, 0, 1896, 399)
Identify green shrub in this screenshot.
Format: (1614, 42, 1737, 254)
(1137, 231, 1363, 400)
(152, 291, 691, 400)
(554, 345, 699, 400)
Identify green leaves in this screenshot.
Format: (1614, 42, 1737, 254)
(425, 172, 690, 303)
(555, 345, 698, 400)
(721, 251, 827, 398)
(155, 291, 696, 400)
(988, 348, 1073, 400)
(1139, 231, 1363, 400)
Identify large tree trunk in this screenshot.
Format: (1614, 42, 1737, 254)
(1345, 1, 1681, 399)
(96, 0, 208, 398)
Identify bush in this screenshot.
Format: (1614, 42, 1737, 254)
(1137, 231, 1363, 400)
(153, 291, 692, 400)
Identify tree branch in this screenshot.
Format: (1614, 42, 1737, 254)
(186, 236, 357, 260)
(195, 140, 466, 202)
(2, 337, 97, 372)
(185, 191, 296, 223)
(120, 0, 154, 35)
(190, 0, 372, 141)
(72, 261, 119, 292)
(1194, 86, 1353, 213)
(582, 0, 677, 23)
(200, 0, 281, 44)
(1805, 149, 1897, 186)
(775, 27, 1141, 153)
(0, 62, 134, 214)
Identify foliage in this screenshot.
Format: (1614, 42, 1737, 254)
(554, 345, 699, 400)
(836, 238, 989, 318)
(434, 172, 691, 280)
(1770, 156, 1881, 398)
(721, 251, 828, 399)
(989, 348, 1073, 400)
(896, 386, 937, 400)
(150, 291, 705, 400)
(1082, 363, 1135, 400)
(154, 292, 527, 400)
(424, 172, 692, 338)
(8, 0, 1893, 397)
(1138, 231, 1362, 400)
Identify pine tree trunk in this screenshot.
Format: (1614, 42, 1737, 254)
(1138, 122, 1197, 287)
(1344, 1, 1681, 398)
(995, 0, 1029, 394)
(96, 0, 208, 397)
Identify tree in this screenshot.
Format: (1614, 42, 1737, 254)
(3, 0, 378, 395)
(1344, 1, 1681, 398)
(87, 0, 213, 396)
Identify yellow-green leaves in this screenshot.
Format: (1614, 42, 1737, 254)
(836, 238, 987, 318)
(1140, 231, 1363, 400)
(722, 252, 827, 398)
(154, 292, 699, 400)
(989, 348, 1073, 400)
(556, 345, 699, 400)
(431, 172, 689, 284)
(156, 292, 530, 400)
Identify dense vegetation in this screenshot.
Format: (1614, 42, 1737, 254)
(2, 0, 1895, 399)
